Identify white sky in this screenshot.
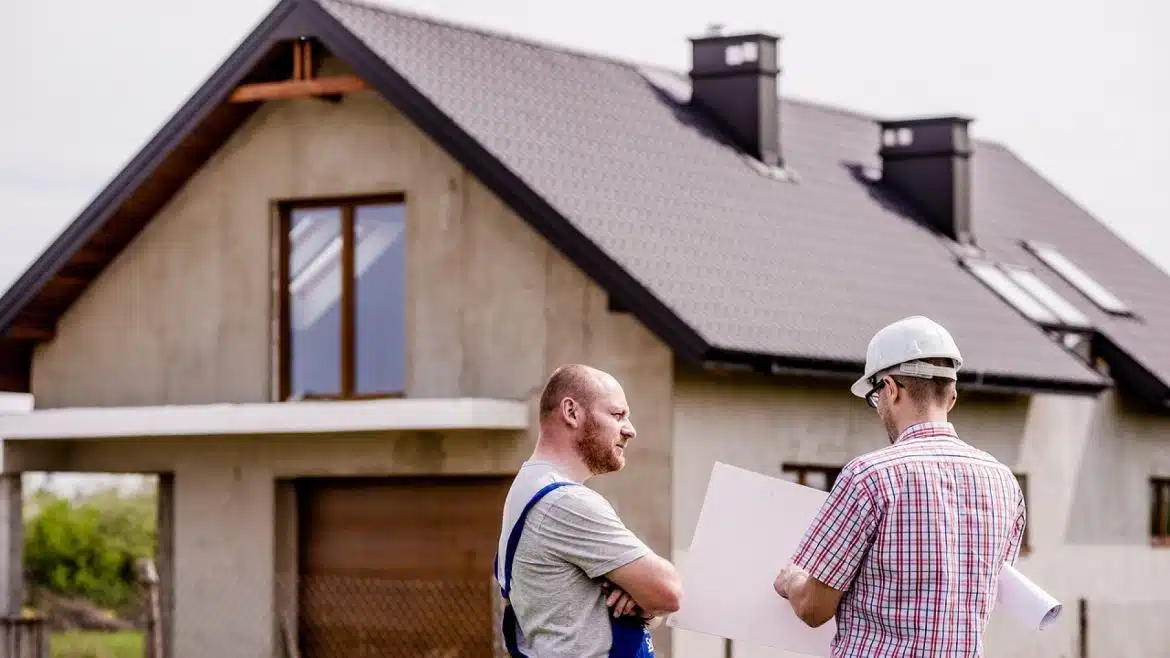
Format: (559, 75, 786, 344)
(1, 0, 1168, 293)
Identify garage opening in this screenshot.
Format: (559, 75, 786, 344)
(294, 475, 511, 657)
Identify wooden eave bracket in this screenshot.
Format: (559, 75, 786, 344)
(229, 38, 368, 104)
(6, 326, 54, 341)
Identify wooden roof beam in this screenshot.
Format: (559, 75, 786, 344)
(6, 325, 54, 341)
(229, 38, 366, 104)
(0, 340, 32, 393)
(229, 75, 368, 103)
(5, 308, 56, 341)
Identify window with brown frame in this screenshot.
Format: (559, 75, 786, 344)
(780, 464, 842, 493)
(278, 195, 406, 401)
(1014, 472, 1031, 555)
(1151, 477, 1170, 547)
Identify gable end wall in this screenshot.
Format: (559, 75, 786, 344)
(25, 75, 676, 654)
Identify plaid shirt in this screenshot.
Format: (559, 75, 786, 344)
(790, 421, 1026, 658)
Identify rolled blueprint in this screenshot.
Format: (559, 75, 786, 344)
(997, 563, 1062, 630)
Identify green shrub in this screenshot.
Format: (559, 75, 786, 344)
(24, 486, 156, 612)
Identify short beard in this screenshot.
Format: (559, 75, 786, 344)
(574, 413, 622, 475)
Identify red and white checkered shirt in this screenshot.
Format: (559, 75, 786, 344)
(790, 421, 1026, 658)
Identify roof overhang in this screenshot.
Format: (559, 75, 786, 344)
(1093, 334, 1170, 412)
(703, 347, 1111, 398)
(0, 397, 529, 441)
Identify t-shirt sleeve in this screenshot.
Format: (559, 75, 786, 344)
(789, 460, 881, 592)
(532, 488, 652, 579)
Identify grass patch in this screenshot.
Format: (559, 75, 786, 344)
(51, 630, 143, 658)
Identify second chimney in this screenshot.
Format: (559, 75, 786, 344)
(689, 29, 782, 168)
(878, 116, 974, 245)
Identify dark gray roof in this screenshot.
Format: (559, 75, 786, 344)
(320, 0, 1111, 392)
(10, 0, 1161, 402)
(971, 143, 1170, 396)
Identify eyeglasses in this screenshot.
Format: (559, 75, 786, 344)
(864, 377, 903, 409)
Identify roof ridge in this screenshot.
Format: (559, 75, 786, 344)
(781, 94, 878, 123)
(323, 0, 888, 125)
(996, 142, 1170, 280)
(319, 0, 676, 72)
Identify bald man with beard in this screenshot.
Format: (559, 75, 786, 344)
(494, 364, 682, 658)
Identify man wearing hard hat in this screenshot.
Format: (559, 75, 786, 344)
(773, 316, 1027, 657)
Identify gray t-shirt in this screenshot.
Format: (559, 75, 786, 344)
(496, 460, 651, 658)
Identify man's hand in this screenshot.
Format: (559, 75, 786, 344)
(773, 562, 843, 628)
(600, 579, 653, 620)
(773, 563, 804, 599)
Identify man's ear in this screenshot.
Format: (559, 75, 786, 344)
(561, 398, 580, 428)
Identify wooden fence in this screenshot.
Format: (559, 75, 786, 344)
(0, 616, 48, 658)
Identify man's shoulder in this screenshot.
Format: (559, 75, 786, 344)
(839, 449, 894, 482)
(506, 469, 613, 520)
(847, 434, 1017, 483)
(507, 462, 580, 500)
(540, 483, 616, 517)
(839, 440, 952, 483)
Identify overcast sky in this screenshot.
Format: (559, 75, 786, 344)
(2, 0, 1168, 289)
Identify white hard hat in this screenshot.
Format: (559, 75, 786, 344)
(850, 315, 964, 398)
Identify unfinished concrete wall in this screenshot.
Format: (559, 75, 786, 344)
(22, 77, 674, 657)
(1065, 391, 1170, 544)
(669, 367, 1170, 658)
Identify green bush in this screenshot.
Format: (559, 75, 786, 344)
(24, 486, 156, 612)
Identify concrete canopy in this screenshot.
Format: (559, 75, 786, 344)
(0, 397, 529, 440)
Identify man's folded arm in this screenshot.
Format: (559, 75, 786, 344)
(604, 552, 682, 616)
(536, 488, 683, 616)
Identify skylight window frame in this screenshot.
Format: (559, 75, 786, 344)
(1000, 264, 1093, 330)
(1021, 240, 1133, 317)
(960, 257, 1095, 333)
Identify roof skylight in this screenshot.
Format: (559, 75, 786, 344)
(1022, 241, 1131, 315)
(962, 259, 1093, 330)
(964, 261, 1059, 326)
(1002, 266, 1092, 328)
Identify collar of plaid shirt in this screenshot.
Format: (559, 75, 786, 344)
(893, 420, 958, 444)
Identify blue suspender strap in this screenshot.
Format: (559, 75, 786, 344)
(497, 480, 578, 657)
(503, 481, 577, 598)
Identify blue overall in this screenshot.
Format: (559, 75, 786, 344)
(495, 481, 656, 658)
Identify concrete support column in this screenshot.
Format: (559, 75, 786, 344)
(272, 480, 298, 658)
(172, 463, 275, 658)
(0, 474, 22, 616)
(0, 473, 23, 658)
(155, 473, 174, 658)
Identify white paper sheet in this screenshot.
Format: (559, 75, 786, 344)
(667, 462, 836, 656)
(667, 461, 1062, 654)
(997, 563, 1063, 630)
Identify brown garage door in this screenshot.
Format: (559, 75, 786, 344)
(298, 476, 511, 658)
